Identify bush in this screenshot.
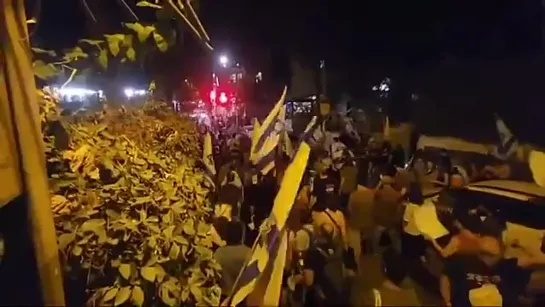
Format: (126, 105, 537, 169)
(40, 91, 220, 307)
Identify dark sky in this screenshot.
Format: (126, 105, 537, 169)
(32, 0, 545, 143)
(34, 0, 543, 78)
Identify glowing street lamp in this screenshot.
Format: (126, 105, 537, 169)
(219, 55, 229, 67)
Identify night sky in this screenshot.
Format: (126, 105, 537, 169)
(33, 0, 545, 144)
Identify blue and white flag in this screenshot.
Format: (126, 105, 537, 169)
(300, 116, 325, 147)
(226, 128, 312, 306)
(493, 114, 518, 160)
(250, 87, 287, 175)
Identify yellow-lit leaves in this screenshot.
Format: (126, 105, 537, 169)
(31, 47, 56, 57)
(42, 98, 220, 306)
(79, 39, 104, 47)
(125, 22, 156, 43)
(104, 34, 125, 57)
(140, 266, 158, 282)
(32, 60, 58, 79)
(119, 263, 131, 279)
(98, 49, 108, 69)
(115, 286, 132, 306)
(103, 287, 118, 303)
(131, 286, 145, 306)
(136, 1, 162, 9)
(63, 46, 88, 62)
(153, 32, 168, 52)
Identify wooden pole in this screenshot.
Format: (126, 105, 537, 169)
(0, 0, 65, 305)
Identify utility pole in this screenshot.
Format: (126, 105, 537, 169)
(1, 0, 65, 305)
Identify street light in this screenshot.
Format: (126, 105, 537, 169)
(219, 55, 229, 67)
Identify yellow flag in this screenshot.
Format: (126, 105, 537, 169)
(530, 150, 545, 187)
(383, 116, 390, 140)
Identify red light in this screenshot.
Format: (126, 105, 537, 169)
(209, 90, 216, 100)
(219, 92, 228, 103)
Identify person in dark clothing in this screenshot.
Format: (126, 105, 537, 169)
(391, 144, 406, 168)
(214, 221, 251, 300)
(302, 224, 349, 306)
(440, 236, 541, 307)
(311, 161, 341, 212)
(438, 149, 453, 185)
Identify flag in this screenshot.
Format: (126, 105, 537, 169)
(383, 116, 390, 140)
(250, 87, 288, 175)
(203, 132, 216, 186)
(251, 117, 260, 146)
(246, 230, 289, 306)
(281, 130, 294, 158)
(300, 116, 324, 147)
(529, 150, 545, 187)
(226, 118, 316, 306)
(493, 114, 518, 160)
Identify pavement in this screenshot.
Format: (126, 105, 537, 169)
(351, 254, 442, 306)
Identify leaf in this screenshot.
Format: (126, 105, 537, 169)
(32, 60, 58, 79)
(72, 245, 83, 256)
(136, 1, 162, 9)
(131, 286, 145, 306)
(140, 266, 157, 282)
(119, 263, 131, 279)
(63, 46, 88, 62)
(57, 232, 76, 250)
(104, 34, 125, 57)
(168, 242, 180, 259)
(80, 219, 106, 232)
(133, 196, 152, 205)
(98, 49, 108, 69)
(153, 32, 168, 52)
(126, 48, 136, 62)
(190, 284, 203, 302)
(103, 287, 118, 302)
(162, 225, 175, 239)
(182, 219, 195, 235)
(114, 286, 131, 306)
(31, 47, 56, 57)
(79, 39, 104, 46)
(125, 23, 155, 42)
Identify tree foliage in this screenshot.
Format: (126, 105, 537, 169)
(39, 91, 221, 306)
(32, 22, 169, 81)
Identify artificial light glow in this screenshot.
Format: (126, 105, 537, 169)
(219, 55, 229, 67)
(219, 92, 227, 103)
(124, 88, 147, 98)
(58, 87, 97, 97)
(209, 90, 216, 100)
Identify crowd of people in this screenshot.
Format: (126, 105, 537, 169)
(201, 119, 545, 307)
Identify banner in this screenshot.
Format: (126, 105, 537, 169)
(416, 135, 533, 184)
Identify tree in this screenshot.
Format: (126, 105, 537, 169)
(32, 0, 212, 104)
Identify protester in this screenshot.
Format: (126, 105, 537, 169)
(371, 175, 405, 254)
(338, 149, 358, 215)
(440, 235, 536, 307)
(359, 247, 423, 306)
(301, 224, 351, 305)
(214, 221, 251, 301)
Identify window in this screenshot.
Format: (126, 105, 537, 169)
(455, 189, 545, 230)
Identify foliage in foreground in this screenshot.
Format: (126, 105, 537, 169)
(40, 92, 220, 307)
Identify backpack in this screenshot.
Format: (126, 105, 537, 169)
(312, 231, 348, 303)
